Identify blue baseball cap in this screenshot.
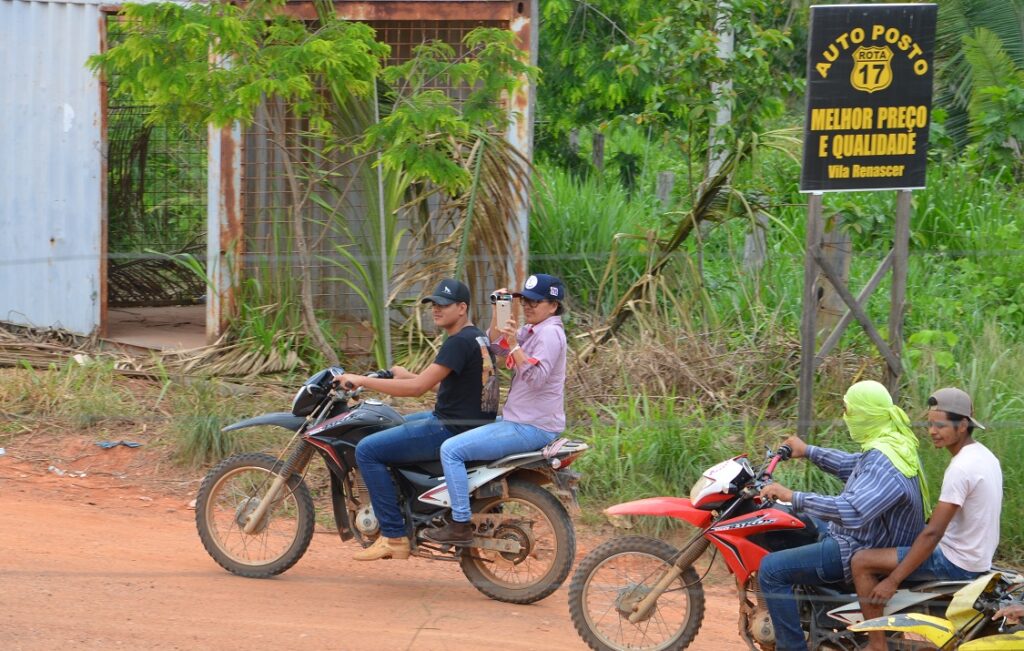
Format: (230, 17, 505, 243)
(513, 274, 566, 302)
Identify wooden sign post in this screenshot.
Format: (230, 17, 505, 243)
(797, 4, 937, 440)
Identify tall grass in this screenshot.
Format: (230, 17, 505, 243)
(0, 360, 135, 429)
(168, 377, 296, 468)
(530, 161, 661, 312)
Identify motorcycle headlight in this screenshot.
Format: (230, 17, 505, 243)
(290, 384, 325, 417)
(290, 386, 306, 412)
(689, 475, 715, 504)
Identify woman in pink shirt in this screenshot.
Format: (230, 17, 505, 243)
(423, 274, 567, 546)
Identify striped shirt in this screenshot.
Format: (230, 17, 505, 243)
(791, 446, 925, 582)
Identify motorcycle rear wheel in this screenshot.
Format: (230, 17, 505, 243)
(460, 479, 575, 604)
(195, 452, 315, 578)
(568, 535, 705, 651)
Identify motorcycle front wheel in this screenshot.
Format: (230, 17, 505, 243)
(195, 452, 315, 578)
(460, 479, 575, 604)
(568, 535, 706, 651)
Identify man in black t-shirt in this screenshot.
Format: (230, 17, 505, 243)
(334, 278, 497, 561)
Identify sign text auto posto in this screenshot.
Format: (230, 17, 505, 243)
(800, 4, 937, 193)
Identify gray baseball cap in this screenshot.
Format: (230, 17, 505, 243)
(928, 387, 986, 430)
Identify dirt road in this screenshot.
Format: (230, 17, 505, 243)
(0, 447, 743, 651)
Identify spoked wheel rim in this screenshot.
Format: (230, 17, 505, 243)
(466, 496, 559, 589)
(203, 465, 302, 567)
(582, 550, 696, 651)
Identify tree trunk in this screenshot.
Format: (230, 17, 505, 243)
(267, 99, 339, 366)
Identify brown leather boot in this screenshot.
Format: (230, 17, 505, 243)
(352, 535, 410, 561)
(422, 520, 474, 545)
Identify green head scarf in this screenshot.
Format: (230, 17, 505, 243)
(843, 380, 931, 514)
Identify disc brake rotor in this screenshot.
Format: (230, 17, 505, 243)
(615, 583, 655, 622)
(233, 497, 269, 535)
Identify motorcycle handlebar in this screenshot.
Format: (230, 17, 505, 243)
(764, 444, 793, 476)
(331, 369, 393, 397)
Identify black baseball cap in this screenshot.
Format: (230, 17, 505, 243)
(420, 278, 471, 306)
(513, 274, 566, 302)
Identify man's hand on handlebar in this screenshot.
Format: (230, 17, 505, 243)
(332, 372, 365, 391)
(780, 435, 808, 459)
(994, 603, 1024, 625)
(759, 482, 794, 503)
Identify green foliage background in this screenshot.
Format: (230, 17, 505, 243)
(530, 0, 1024, 563)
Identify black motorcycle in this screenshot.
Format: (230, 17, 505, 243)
(195, 367, 588, 604)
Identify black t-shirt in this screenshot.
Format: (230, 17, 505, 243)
(433, 325, 498, 434)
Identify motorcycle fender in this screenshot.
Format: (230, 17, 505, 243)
(848, 613, 956, 647)
(604, 497, 713, 528)
(960, 632, 1024, 650)
(221, 412, 306, 433)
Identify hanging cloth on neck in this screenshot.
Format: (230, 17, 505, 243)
(842, 380, 931, 517)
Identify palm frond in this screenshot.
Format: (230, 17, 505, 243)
(963, 27, 1021, 90)
(936, 0, 1024, 145)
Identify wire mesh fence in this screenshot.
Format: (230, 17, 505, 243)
(105, 17, 208, 308)
(241, 19, 507, 326)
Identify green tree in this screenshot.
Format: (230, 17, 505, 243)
(90, 0, 534, 367)
(537, 0, 798, 170)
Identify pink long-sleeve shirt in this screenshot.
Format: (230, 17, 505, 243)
(490, 315, 566, 433)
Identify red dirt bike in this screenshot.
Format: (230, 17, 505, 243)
(195, 367, 587, 604)
(567, 446, 965, 650)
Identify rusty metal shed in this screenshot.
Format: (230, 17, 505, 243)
(0, 0, 536, 350)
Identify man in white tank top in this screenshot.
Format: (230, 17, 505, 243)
(850, 387, 1002, 651)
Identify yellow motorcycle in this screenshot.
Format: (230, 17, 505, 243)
(850, 571, 1024, 650)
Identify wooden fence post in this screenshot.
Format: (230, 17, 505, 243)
(886, 190, 911, 397)
(798, 193, 824, 441)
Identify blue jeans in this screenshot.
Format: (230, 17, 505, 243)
(758, 535, 846, 651)
(897, 546, 983, 582)
(439, 420, 558, 523)
(355, 411, 454, 538)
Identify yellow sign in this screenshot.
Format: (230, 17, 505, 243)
(851, 46, 893, 93)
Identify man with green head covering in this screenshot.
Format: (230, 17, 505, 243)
(757, 380, 926, 651)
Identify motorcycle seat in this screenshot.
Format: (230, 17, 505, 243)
(391, 440, 588, 477)
(903, 578, 972, 594)
(393, 458, 495, 477)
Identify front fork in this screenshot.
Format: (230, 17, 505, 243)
(242, 439, 314, 534)
(625, 493, 755, 624)
(627, 533, 711, 623)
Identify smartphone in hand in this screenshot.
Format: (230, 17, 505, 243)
(490, 291, 513, 329)
(495, 295, 512, 328)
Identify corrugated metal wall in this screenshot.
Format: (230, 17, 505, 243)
(0, 0, 532, 343)
(0, 0, 105, 335)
